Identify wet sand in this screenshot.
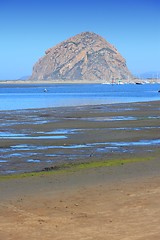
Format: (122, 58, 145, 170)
(0, 101, 159, 174)
(0, 100, 160, 239)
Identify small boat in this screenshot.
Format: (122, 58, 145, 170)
(44, 88, 48, 92)
(135, 82, 143, 85)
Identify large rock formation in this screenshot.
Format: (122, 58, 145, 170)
(30, 32, 133, 82)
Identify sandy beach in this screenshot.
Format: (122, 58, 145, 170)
(0, 100, 160, 239)
(1, 161, 160, 240)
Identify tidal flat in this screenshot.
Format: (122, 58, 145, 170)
(0, 100, 159, 175)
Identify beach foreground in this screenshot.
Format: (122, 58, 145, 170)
(0, 100, 160, 239)
(1, 160, 160, 240)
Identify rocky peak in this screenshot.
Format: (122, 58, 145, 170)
(30, 31, 133, 82)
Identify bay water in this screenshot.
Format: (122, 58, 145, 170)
(0, 83, 159, 111)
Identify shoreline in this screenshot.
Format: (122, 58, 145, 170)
(0, 78, 160, 85)
(0, 155, 156, 180)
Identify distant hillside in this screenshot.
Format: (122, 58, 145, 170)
(18, 75, 30, 80)
(30, 32, 133, 82)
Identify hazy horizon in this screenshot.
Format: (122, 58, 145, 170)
(0, 0, 160, 80)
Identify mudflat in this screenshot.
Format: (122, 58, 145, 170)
(0, 101, 159, 174)
(0, 100, 160, 239)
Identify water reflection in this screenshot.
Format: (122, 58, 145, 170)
(27, 159, 41, 163)
(1, 137, 159, 175)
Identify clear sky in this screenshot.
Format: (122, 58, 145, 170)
(0, 0, 160, 79)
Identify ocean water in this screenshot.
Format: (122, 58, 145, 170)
(0, 83, 159, 110)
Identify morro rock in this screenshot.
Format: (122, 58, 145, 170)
(30, 32, 133, 82)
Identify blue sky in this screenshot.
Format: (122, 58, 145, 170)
(0, 0, 160, 79)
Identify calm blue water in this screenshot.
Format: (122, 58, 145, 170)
(0, 83, 159, 110)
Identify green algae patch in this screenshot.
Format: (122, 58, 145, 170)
(0, 168, 68, 181)
(0, 156, 154, 181)
(71, 156, 153, 171)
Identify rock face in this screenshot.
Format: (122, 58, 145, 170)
(30, 32, 133, 82)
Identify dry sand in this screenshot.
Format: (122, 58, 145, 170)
(0, 100, 160, 239)
(1, 160, 160, 240)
